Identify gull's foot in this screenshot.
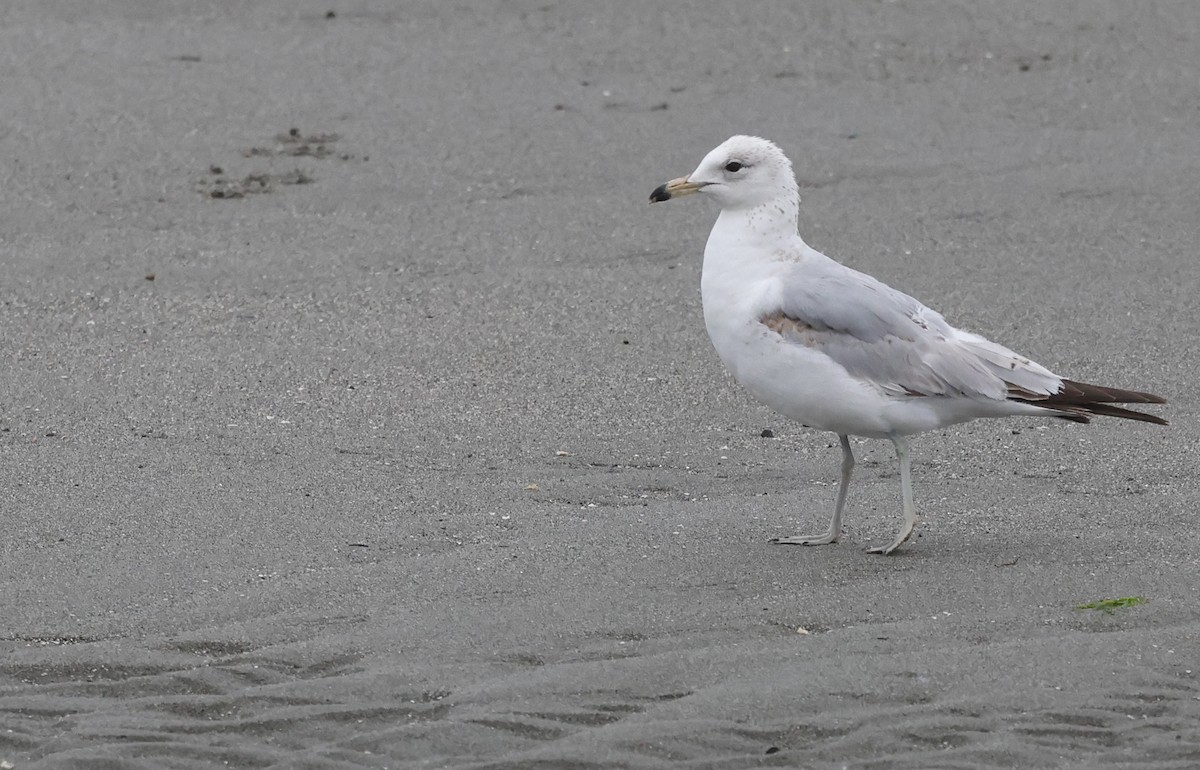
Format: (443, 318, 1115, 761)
(865, 524, 917, 555)
(770, 532, 839, 546)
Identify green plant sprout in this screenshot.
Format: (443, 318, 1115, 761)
(1075, 597, 1147, 615)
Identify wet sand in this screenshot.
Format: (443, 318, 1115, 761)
(2, 2, 1198, 767)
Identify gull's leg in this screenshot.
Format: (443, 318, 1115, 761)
(867, 434, 920, 555)
(771, 434, 853, 546)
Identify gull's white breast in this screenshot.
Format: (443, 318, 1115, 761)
(698, 224, 901, 438)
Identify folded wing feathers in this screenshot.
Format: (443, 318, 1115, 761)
(952, 330, 1060, 395)
(951, 329, 1166, 424)
(772, 264, 1167, 425)
(763, 319, 1167, 425)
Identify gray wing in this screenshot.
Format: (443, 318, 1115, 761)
(772, 261, 1021, 400)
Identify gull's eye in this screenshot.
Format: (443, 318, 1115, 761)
(724, 161, 744, 173)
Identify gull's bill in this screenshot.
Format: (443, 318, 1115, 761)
(649, 177, 706, 203)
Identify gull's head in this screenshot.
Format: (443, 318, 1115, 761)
(649, 135, 797, 210)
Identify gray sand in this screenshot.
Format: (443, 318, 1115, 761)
(2, 2, 1198, 768)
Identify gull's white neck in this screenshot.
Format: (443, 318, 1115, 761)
(698, 192, 807, 382)
(702, 193, 804, 276)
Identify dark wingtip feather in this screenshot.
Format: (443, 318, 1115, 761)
(1014, 378, 1167, 425)
(1058, 379, 1167, 405)
(1074, 403, 1168, 425)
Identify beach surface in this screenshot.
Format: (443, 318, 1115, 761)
(1, 2, 1198, 767)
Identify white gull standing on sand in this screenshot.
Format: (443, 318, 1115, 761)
(650, 135, 1166, 554)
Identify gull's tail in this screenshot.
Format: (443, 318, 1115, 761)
(1012, 379, 1168, 425)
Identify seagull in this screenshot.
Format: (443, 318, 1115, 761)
(649, 135, 1166, 554)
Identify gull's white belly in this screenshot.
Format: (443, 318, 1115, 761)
(703, 311, 893, 436)
(702, 310, 1039, 437)
(700, 288, 988, 437)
